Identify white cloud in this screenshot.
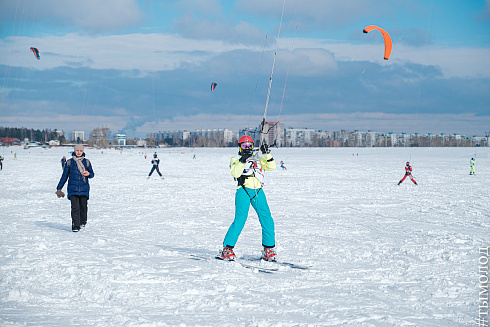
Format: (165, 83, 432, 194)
(283, 38, 490, 78)
(3, 32, 488, 79)
(174, 0, 222, 16)
(0, 0, 143, 33)
(173, 14, 266, 45)
(0, 33, 253, 72)
(274, 48, 338, 76)
(237, 0, 386, 27)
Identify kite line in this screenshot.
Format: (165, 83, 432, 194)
(258, 0, 287, 149)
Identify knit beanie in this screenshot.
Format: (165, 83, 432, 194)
(74, 144, 84, 152)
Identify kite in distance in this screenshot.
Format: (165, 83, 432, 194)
(211, 82, 217, 91)
(363, 25, 392, 60)
(30, 47, 40, 60)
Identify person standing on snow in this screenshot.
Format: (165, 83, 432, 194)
(470, 158, 476, 175)
(0, 155, 3, 170)
(219, 135, 278, 261)
(398, 162, 417, 185)
(61, 156, 67, 170)
(56, 145, 95, 232)
(148, 154, 164, 179)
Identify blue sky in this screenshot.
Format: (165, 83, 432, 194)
(0, 0, 489, 138)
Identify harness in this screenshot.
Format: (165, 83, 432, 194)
(238, 176, 262, 201)
(236, 157, 264, 201)
(405, 165, 412, 175)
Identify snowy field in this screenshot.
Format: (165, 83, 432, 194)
(0, 145, 488, 327)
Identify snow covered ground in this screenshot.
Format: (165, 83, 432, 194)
(0, 146, 488, 326)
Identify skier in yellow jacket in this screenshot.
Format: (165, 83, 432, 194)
(219, 135, 277, 261)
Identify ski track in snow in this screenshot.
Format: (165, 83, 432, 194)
(0, 146, 488, 326)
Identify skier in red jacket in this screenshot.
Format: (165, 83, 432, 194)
(398, 162, 417, 185)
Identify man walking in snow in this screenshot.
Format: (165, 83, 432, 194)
(148, 154, 164, 179)
(219, 135, 278, 262)
(398, 162, 417, 185)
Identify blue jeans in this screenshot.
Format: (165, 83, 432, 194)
(223, 187, 275, 248)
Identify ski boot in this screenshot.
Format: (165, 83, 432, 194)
(219, 247, 236, 261)
(261, 247, 277, 261)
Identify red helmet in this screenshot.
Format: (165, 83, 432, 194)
(238, 135, 254, 154)
(238, 135, 254, 144)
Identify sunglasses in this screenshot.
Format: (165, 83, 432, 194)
(240, 142, 254, 149)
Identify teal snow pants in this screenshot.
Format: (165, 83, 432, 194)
(223, 187, 275, 248)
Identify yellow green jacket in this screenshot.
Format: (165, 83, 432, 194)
(230, 153, 276, 189)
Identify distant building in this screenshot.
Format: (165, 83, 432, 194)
(365, 131, 380, 147)
(70, 131, 85, 143)
(285, 128, 316, 147)
(0, 137, 21, 146)
(146, 126, 488, 148)
(115, 134, 126, 146)
(263, 122, 284, 146)
(472, 136, 487, 146)
(223, 129, 234, 144)
(238, 123, 284, 146)
(153, 128, 234, 147)
(398, 133, 411, 147)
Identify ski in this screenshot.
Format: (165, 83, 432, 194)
(246, 257, 310, 270)
(269, 260, 309, 270)
(189, 254, 278, 273)
(218, 257, 279, 274)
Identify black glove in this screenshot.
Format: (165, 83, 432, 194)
(260, 144, 270, 154)
(239, 153, 252, 163)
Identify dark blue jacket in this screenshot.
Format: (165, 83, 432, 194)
(56, 154, 94, 199)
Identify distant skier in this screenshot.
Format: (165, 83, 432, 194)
(219, 135, 278, 262)
(61, 156, 67, 170)
(144, 153, 147, 159)
(398, 162, 417, 185)
(148, 154, 164, 179)
(56, 145, 95, 232)
(0, 155, 3, 170)
(280, 160, 287, 170)
(470, 158, 476, 175)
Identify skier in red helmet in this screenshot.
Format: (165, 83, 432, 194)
(219, 135, 277, 261)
